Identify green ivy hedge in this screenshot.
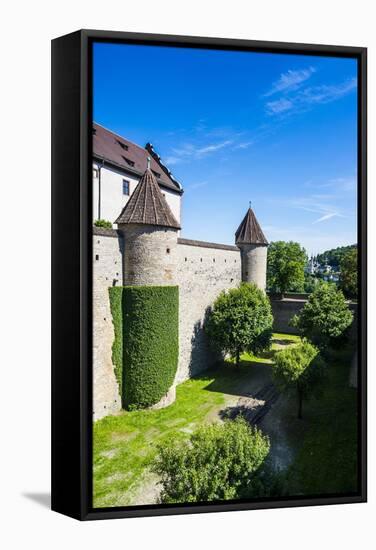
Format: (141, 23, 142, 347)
(109, 287, 124, 400)
(109, 286, 179, 410)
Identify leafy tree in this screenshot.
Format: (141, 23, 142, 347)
(267, 241, 308, 296)
(205, 283, 273, 366)
(304, 273, 319, 294)
(94, 219, 112, 228)
(291, 282, 353, 349)
(316, 244, 356, 270)
(339, 248, 358, 298)
(272, 340, 323, 419)
(152, 417, 270, 503)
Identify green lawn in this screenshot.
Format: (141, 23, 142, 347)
(93, 332, 357, 506)
(93, 374, 225, 507)
(282, 345, 358, 496)
(93, 333, 299, 507)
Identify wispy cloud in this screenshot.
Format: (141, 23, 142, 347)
(304, 176, 357, 194)
(287, 195, 345, 224)
(195, 140, 233, 155)
(164, 140, 232, 165)
(313, 212, 338, 224)
(232, 140, 254, 150)
(266, 98, 294, 115)
(300, 78, 357, 105)
(265, 76, 356, 117)
(264, 67, 316, 97)
(185, 180, 209, 191)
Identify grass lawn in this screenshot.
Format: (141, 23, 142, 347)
(93, 332, 299, 507)
(282, 346, 358, 496)
(93, 332, 358, 506)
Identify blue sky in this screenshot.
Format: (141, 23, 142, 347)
(93, 43, 358, 255)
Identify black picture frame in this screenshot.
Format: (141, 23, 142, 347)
(51, 29, 367, 521)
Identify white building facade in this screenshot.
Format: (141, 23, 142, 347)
(92, 123, 183, 227)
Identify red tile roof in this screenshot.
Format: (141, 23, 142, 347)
(235, 208, 268, 245)
(93, 123, 183, 194)
(115, 168, 181, 229)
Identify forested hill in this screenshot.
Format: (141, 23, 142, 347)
(316, 244, 357, 269)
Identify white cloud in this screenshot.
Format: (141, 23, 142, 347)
(288, 196, 345, 225)
(265, 76, 357, 117)
(301, 78, 357, 105)
(232, 140, 254, 150)
(304, 176, 357, 194)
(164, 155, 183, 166)
(266, 98, 294, 115)
(264, 67, 316, 97)
(186, 180, 208, 191)
(312, 212, 338, 224)
(195, 140, 233, 155)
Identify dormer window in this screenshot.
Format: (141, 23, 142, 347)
(116, 139, 128, 151)
(122, 156, 135, 167)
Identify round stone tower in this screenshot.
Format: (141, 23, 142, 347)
(235, 206, 268, 290)
(115, 162, 181, 286)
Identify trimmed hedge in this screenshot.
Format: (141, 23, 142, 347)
(109, 287, 124, 400)
(109, 286, 179, 410)
(123, 286, 179, 409)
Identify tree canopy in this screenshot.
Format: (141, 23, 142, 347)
(272, 340, 322, 419)
(339, 247, 358, 298)
(267, 241, 307, 295)
(316, 244, 356, 270)
(291, 282, 353, 348)
(205, 283, 273, 366)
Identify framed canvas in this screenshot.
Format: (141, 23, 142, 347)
(51, 29, 367, 520)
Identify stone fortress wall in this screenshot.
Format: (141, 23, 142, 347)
(93, 228, 242, 420)
(92, 228, 358, 420)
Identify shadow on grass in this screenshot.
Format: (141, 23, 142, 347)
(194, 358, 273, 398)
(273, 339, 297, 346)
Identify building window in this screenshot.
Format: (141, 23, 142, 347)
(122, 179, 130, 195)
(166, 248, 170, 254)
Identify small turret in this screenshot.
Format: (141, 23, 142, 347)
(115, 161, 180, 286)
(235, 206, 268, 290)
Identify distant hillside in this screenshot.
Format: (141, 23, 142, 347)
(316, 244, 357, 269)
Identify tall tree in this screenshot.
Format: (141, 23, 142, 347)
(205, 283, 273, 366)
(272, 340, 322, 419)
(267, 241, 308, 297)
(291, 281, 353, 349)
(339, 248, 358, 298)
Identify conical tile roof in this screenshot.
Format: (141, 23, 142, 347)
(115, 168, 181, 229)
(235, 207, 268, 245)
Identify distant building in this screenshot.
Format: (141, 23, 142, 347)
(306, 255, 320, 275)
(92, 123, 183, 225)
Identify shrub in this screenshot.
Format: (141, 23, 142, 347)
(94, 219, 112, 228)
(205, 282, 273, 366)
(272, 340, 324, 419)
(123, 286, 179, 409)
(152, 417, 270, 503)
(291, 281, 353, 349)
